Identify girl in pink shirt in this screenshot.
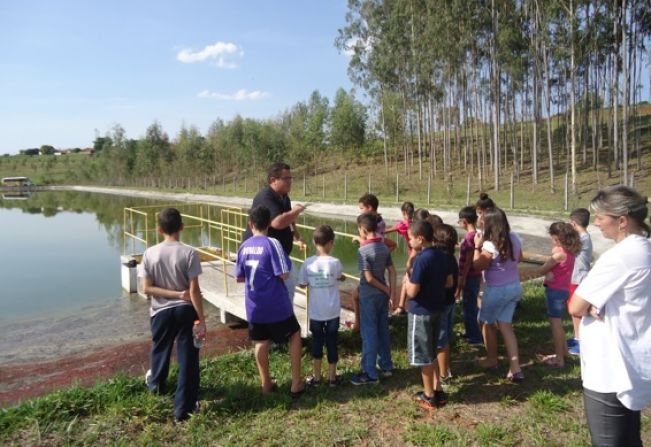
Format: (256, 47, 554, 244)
(521, 222, 581, 367)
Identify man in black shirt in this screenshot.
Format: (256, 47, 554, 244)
(244, 162, 306, 301)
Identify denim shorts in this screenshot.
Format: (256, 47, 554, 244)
(436, 303, 455, 349)
(545, 286, 569, 318)
(478, 281, 522, 324)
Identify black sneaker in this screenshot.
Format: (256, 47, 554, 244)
(350, 373, 379, 385)
(414, 391, 437, 410)
(434, 390, 448, 407)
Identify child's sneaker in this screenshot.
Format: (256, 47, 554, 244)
(350, 372, 379, 386)
(414, 391, 437, 410)
(145, 369, 152, 386)
(380, 369, 393, 378)
(434, 390, 448, 407)
(567, 337, 578, 348)
(568, 344, 580, 356)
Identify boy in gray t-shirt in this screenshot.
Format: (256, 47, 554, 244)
(568, 208, 593, 356)
(350, 213, 396, 385)
(140, 207, 205, 422)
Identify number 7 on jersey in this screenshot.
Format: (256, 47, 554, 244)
(244, 260, 259, 291)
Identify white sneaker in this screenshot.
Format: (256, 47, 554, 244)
(145, 369, 152, 386)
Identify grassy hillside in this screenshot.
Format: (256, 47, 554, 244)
(1, 283, 649, 446)
(2, 108, 650, 218)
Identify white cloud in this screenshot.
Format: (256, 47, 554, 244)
(197, 89, 270, 101)
(177, 41, 240, 66)
(216, 57, 238, 69)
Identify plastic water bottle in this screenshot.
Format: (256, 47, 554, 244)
(193, 320, 205, 349)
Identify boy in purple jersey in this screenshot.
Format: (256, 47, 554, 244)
(235, 206, 305, 398)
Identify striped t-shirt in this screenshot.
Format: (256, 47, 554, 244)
(358, 237, 393, 297)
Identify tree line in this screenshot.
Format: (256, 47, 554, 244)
(70, 88, 368, 186)
(336, 0, 651, 193)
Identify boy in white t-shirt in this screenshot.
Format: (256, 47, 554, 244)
(298, 225, 346, 387)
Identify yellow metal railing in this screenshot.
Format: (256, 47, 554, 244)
(123, 204, 360, 330)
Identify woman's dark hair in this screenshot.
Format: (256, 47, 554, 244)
(413, 208, 430, 222)
(459, 206, 478, 224)
(476, 193, 496, 212)
(401, 201, 415, 219)
(590, 185, 650, 238)
(549, 222, 582, 255)
(482, 207, 514, 261)
(432, 224, 458, 256)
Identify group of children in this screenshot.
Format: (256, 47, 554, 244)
(141, 192, 593, 419)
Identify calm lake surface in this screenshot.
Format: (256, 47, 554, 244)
(0, 190, 409, 364)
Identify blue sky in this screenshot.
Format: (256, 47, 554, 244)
(0, 1, 353, 153)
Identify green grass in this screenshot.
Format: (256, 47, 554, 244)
(1, 283, 650, 446)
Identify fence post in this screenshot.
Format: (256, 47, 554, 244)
(510, 172, 514, 209)
(395, 173, 399, 203)
(466, 175, 471, 205)
(564, 173, 569, 212)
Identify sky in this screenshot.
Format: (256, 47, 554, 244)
(0, 1, 353, 154)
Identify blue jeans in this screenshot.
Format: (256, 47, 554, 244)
(359, 292, 393, 379)
(310, 317, 339, 364)
(149, 305, 199, 421)
(462, 276, 482, 343)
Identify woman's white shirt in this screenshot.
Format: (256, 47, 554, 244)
(575, 234, 651, 411)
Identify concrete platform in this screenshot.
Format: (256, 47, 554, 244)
(198, 260, 355, 338)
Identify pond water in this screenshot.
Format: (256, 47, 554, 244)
(0, 190, 409, 364)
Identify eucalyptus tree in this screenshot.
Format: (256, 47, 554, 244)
(330, 88, 367, 156)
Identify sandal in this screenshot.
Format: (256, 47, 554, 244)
(506, 371, 525, 383)
(306, 376, 321, 387)
(539, 354, 565, 368)
(328, 375, 343, 388)
(290, 386, 306, 399)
